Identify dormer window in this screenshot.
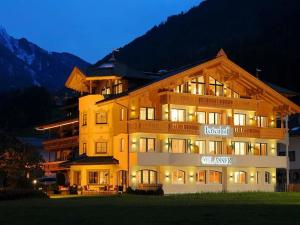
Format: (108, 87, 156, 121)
(113, 80, 123, 94)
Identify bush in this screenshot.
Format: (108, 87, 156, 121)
(125, 186, 164, 196)
(0, 188, 48, 201)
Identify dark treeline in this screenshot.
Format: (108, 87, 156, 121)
(95, 0, 300, 93)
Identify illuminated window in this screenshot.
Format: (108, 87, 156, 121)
(208, 112, 221, 125)
(194, 140, 206, 154)
(172, 170, 185, 184)
(96, 111, 107, 124)
(171, 109, 185, 122)
(171, 139, 186, 153)
(189, 76, 205, 95)
(73, 171, 81, 185)
(209, 76, 223, 96)
(234, 171, 247, 184)
(120, 108, 125, 121)
(120, 138, 125, 152)
(209, 171, 222, 184)
(265, 171, 271, 184)
(234, 113, 246, 126)
(82, 143, 87, 154)
(137, 170, 157, 184)
(208, 141, 222, 154)
(140, 138, 155, 152)
(88, 171, 98, 184)
(174, 84, 186, 93)
(196, 112, 206, 124)
(196, 170, 206, 183)
(257, 116, 268, 127)
(113, 80, 123, 94)
(254, 143, 268, 156)
(82, 113, 87, 126)
(140, 107, 155, 120)
(232, 142, 248, 155)
(88, 171, 109, 185)
(95, 142, 107, 154)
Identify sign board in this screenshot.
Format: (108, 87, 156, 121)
(201, 156, 233, 166)
(200, 125, 233, 137)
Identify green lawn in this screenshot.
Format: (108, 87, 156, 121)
(1, 192, 300, 225)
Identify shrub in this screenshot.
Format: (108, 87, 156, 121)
(125, 186, 164, 196)
(0, 188, 48, 201)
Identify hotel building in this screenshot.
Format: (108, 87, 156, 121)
(38, 50, 300, 193)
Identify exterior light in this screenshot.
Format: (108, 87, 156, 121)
(33, 179, 37, 185)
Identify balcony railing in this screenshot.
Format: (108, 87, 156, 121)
(159, 91, 261, 111)
(43, 136, 79, 152)
(42, 161, 67, 172)
(128, 120, 286, 139)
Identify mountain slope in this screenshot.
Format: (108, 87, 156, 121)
(96, 0, 300, 92)
(0, 27, 90, 92)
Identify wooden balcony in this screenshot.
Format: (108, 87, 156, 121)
(159, 91, 261, 111)
(43, 136, 79, 152)
(128, 120, 286, 139)
(42, 161, 67, 172)
(233, 126, 286, 139)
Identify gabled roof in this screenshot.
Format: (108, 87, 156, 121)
(96, 50, 300, 114)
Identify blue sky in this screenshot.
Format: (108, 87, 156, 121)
(0, 0, 202, 63)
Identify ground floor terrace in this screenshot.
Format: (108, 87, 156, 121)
(68, 163, 279, 194)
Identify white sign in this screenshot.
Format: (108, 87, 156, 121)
(201, 156, 233, 166)
(201, 125, 233, 137)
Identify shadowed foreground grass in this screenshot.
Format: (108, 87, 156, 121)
(1, 192, 300, 225)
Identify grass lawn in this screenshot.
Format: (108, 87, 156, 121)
(1, 192, 300, 225)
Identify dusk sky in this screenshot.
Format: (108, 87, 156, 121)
(0, 0, 202, 63)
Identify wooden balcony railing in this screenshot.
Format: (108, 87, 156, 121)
(233, 126, 286, 139)
(42, 161, 66, 172)
(129, 120, 286, 139)
(43, 136, 79, 152)
(159, 91, 260, 111)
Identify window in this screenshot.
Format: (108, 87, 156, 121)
(194, 140, 206, 154)
(208, 112, 221, 125)
(234, 171, 247, 184)
(171, 109, 186, 122)
(140, 138, 155, 152)
(73, 171, 81, 185)
(234, 113, 246, 126)
(189, 76, 205, 95)
(82, 113, 87, 126)
(96, 111, 107, 124)
(172, 170, 185, 184)
(140, 107, 154, 120)
(289, 151, 296, 162)
(137, 170, 157, 184)
(120, 108, 125, 121)
(232, 142, 248, 155)
(208, 141, 222, 154)
(254, 143, 268, 156)
(196, 112, 206, 124)
(88, 170, 109, 185)
(196, 170, 206, 183)
(82, 143, 87, 154)
(95, 142, 107, 154)
(257, 116, 268, 127)
(209, 171, 222, 184)
(113, 80, 123, 94)
(171, 139, 186, 153)
(209, 76, 224, 96)
(265, 171, 271, 184)
(88, 171, 98, 184)
(120, 138, 125, 152)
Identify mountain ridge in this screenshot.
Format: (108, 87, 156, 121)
(0, 26, 90, 92)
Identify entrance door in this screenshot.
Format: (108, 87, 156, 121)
(117, 170, 127, 187)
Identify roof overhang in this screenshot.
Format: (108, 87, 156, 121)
(35, 118, 79, 131)
(85, 75, 122, 81)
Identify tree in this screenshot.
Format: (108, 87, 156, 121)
(0, 131, 43, 188)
